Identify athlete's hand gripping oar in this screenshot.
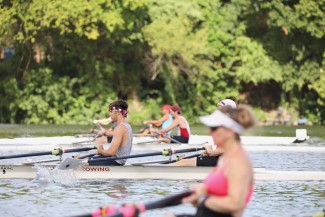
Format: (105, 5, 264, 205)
(59, 147, 206, 170)
(73, 190, 192, 217)
(0, 146, 97, 160)
(152, 130, 182, 145)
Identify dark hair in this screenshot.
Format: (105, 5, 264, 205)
(171, 105, 182, 114)
(109, 100, 128, 117)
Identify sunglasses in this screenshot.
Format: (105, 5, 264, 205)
(209, 126, 220, 132)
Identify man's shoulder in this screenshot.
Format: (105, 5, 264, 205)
(115, 122, 131, 131)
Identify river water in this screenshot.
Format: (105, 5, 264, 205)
(0, 125, 324, 217)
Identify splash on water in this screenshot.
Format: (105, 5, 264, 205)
(32, 164, 80, 186)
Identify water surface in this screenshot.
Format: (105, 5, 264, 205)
(0, 124, 324, 217)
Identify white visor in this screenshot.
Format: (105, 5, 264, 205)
(218, 99, 237, 108)
(199, 110, 244, 134)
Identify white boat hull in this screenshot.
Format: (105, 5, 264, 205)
(0, 129, 311, 153)
(0, 128, 308, 147)
(130, 143, 325, 152)
(0, 164, 324, 181)
(0, 142, 323, 153)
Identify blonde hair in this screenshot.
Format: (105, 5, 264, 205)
(219, 104, 257, 129)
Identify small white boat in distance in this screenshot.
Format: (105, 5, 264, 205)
(0, 164, 324, 181)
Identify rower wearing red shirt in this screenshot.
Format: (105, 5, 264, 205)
(157, 105, 191, 143)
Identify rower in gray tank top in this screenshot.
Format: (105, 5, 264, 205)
(113, 122, 133, 165)
(89, 122, 133, 166)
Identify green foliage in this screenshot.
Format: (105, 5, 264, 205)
(0, 0, 324, 125)
(127, 97, 163, 125)
(14, 67, 117, 124)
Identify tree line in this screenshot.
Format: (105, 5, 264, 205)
(0, 0, 324, 125)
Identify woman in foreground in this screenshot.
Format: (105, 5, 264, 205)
(169, 104, 256, 217)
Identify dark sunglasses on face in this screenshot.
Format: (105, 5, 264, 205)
(210, 126, 220, 132)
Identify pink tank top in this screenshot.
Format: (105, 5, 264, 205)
(204, 150, 254, 205)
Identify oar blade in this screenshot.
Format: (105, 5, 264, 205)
(58, 158, 84, 170)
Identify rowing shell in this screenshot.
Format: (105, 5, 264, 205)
(1, 164, 324, 181)
(0, 129, 309, 147)
(0, 142, 322, 153)
(130, 143, 325, 152)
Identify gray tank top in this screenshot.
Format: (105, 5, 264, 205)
(113, 122, 133, 165)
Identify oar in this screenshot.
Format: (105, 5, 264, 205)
(107, 190, 193, 217)
(152, 130, 182, 145)
(59, 147, 206, 170)
(95, 122, 106, 132)
(72, 132, 103, 145)
(74, 190, 192, 217)
(74, 153, 96, 159)
(161, 153, 201, 164)
(89, 147, 205, 163)
(72, 140, 93, 145)
(22, 158, 61, 165)
(132, 153, 201, 165)
(0, 146, 97, 160)
(22, 153, 96, 165)
(74, 133, 97, 138)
